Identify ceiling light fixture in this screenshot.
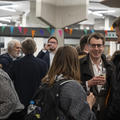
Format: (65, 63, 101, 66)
(0, 7, 16, 12)
(88, 10, 103, 17)
(95, 10, 115, 14)
(0, 18, 11, 23)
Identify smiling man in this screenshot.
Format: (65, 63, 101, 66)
(79, 32, 115, 120)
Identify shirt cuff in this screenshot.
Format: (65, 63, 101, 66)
(86, 81, 90, 91)
(42, 49, 47, 53)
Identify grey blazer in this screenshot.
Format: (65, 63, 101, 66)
(0, 68, 24, 119)
(56, 75, 96, 120)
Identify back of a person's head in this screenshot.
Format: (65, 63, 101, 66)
(76, 46, 81, 55)
(112, 16, 120, 29)
(21, 38, 36, 55)
(80, 35, 89, 51)
(111, 50, 120, 61)
(43, 46, 80, 85)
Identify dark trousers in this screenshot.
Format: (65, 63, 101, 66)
(6, 109, 27, 120)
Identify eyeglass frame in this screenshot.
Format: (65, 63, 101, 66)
(89, 44, 104, 48)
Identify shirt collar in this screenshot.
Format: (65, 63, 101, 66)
(90, 56, 102, 66)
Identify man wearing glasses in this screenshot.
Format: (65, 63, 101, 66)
(79, 32, 115, 120)
(37, 36, 58, 69)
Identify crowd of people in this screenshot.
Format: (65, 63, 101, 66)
(0, 16, 120, 120)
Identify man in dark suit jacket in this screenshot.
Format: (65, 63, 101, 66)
(80, 33, 115, 120)
(8, 38, 48, 107)
(0, 40, 21, 73)
(37, 36, 58, 69)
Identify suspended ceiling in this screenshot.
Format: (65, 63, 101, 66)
(0, 0, 119, 28)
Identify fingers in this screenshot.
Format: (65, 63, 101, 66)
(44, 43, 51, 50)
(87, 92, 96, 109)
(93, 76, 106, 85)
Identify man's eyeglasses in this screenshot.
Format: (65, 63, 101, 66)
(48, 42, 57, 44)
(89, 44, 103, 48)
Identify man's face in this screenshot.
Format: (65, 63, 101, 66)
(115, 27, 120, 43)
(48, 38, 58, 52)
(11, 42, 21, 58)
(88, 37, 104, 60)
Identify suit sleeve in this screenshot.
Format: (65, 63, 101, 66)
(37, 50, 46, 59)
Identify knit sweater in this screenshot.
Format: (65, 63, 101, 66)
(0, 68, 24, 119)
(56, 75, 96, 120)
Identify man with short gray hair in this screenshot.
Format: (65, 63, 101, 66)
(0, 40, 21, 72)
(8, 38, 48, 107)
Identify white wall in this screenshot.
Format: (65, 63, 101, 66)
(34, 37, 48, 56)
(0, 37, 47, 56)
(64, 39, 79, 45)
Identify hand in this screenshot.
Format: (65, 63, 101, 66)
(96, 76, 106, 85)
(88, 77, 98, 87)
(87, 92, 96, 110)
(88, 76, 106, 87)
(43, 43, 51, 50)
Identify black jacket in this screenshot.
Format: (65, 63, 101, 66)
(106, 53, 120, 120)
(8, 54, 48, 107)
(37, 50, 50, 68)
(0, 53, 13, 72)
(80, 54, 116, 120)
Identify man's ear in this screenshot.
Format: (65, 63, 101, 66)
(22, 48, 25, 54)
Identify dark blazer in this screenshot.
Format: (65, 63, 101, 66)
(106, 53, 120, 120)
(111, 53, 120, 80)
(79, 54, 115, 120)
(37, 50, 50, 68)
(0, 53, 13, 72)
(8, 54, 48, 107)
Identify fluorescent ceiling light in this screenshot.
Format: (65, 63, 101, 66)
(88, 10, 103, 17)
(0, 7, 16, 12)
(95, 10, 115, 14)
(1, 17, 12, 19)
(0, 18, 11, 23)
(93, 12, 103, 17)
(90, 0, 103, 2)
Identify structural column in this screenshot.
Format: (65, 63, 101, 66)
(104, 16, 110, 30)
(55, 28, 64, 47)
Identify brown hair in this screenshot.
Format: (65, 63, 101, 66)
(21, 38, 36, 55)
(112, 16, 120, 30)
(87, 32, 105, 45)
(80, 34, 89, 51)
(42, 46, 81, 85)
(48, 36, 58, 44)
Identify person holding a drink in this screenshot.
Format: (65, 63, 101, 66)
(37, 36, 58, 69)
(79, 32, 115, 120)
